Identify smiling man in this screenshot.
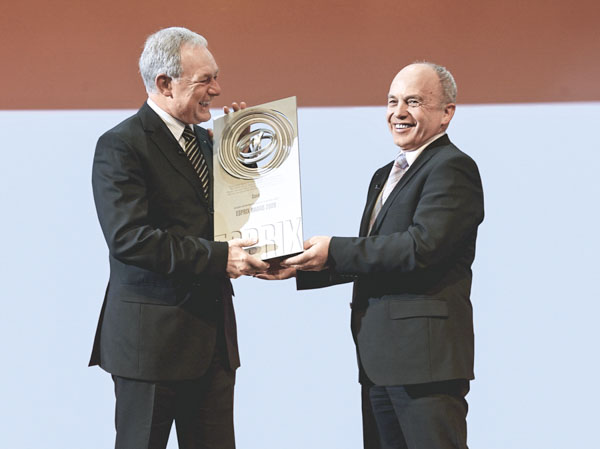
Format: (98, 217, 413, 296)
(265, 62, 484, 449)
(90, 27, 268, 449)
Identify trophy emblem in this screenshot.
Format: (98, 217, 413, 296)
(218, 107, 295, 179)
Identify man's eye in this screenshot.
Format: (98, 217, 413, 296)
(387, 99, 397, 106)
(408, 99, 420, 106)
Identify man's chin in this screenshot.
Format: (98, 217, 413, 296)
(194, 112, 211, 124)
(393, 137, 410, 148)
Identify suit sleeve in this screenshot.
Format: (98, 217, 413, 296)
(296, 269, 355, 290)
(294, 169, 386, 291)
(328, 153, 484, 275)
(92, 130, 229, 276)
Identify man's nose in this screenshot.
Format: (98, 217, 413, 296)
(209, 79, 221, 96)
(393, 102, 408, 117)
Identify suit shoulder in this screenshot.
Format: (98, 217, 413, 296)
(96, 112, 146, 151)
(100, 112, 143, 139)
(427, 142, 483, 193)
(432, 139, 479, 169)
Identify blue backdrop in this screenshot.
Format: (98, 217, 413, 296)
(1, 103, 598, 448)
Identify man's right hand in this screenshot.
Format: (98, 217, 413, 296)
(255, 258, 297, 280)
(226, 238, 269, 279)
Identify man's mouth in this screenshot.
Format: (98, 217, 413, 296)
(394, 123, 415, 130)
(200, 101, 211, 107)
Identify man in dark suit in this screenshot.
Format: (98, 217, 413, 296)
(90, 27, 268, 449)
(264, 63, 484, 449)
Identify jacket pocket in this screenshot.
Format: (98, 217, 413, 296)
(387, 297, 448, 319)
(117, 284, 181, 306)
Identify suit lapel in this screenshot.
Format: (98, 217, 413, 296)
(370, 135, 449, 234)
(359, 165, 391, 236)
(138, 103, 210, 206)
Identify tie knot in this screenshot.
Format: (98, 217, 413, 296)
(182, 126, 196, 142)
(395, 152, 409, 170)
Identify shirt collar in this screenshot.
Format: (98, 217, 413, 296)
(146, 97, 190, 141)
(401, 132, 446, 166)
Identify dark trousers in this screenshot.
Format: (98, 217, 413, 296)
(369, 380, 469, 449)
(362, 383, 382, 449)
(112, 352, 236, 449)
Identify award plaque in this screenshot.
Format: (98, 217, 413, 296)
(212, 96, 303, 260)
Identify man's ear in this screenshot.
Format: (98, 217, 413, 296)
(441, 103, 456, 127)
(155, 74, 173, 97)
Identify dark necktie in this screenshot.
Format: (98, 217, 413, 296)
(182, 126, 210, 200)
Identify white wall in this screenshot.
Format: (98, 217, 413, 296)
(1, 103, 598, 448)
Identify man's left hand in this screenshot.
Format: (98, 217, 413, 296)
(208, 102, 247, 140)
(223, 101, 247, 114)
(281, 236, 332, 271)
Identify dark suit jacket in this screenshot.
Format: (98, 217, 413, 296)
(89, 102, 239, 381)
(298, 134, 484, 386)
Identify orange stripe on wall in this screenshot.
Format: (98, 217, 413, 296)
(1, 0, 599, 109)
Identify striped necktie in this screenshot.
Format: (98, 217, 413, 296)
(381, 151, 409, 204)
(368, 152, 409, 232)
(182, 126, 209, 200)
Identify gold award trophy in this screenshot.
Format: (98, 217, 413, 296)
(212, 96, 303, 260)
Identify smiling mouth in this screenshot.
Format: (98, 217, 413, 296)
(394, 123, 415, 130)
(200, 101, 211, 107)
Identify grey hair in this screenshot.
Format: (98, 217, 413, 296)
(414, 61, 457, 104)
(139, 27, 208, 94)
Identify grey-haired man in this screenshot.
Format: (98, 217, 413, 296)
(90, 27, 268, 449)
